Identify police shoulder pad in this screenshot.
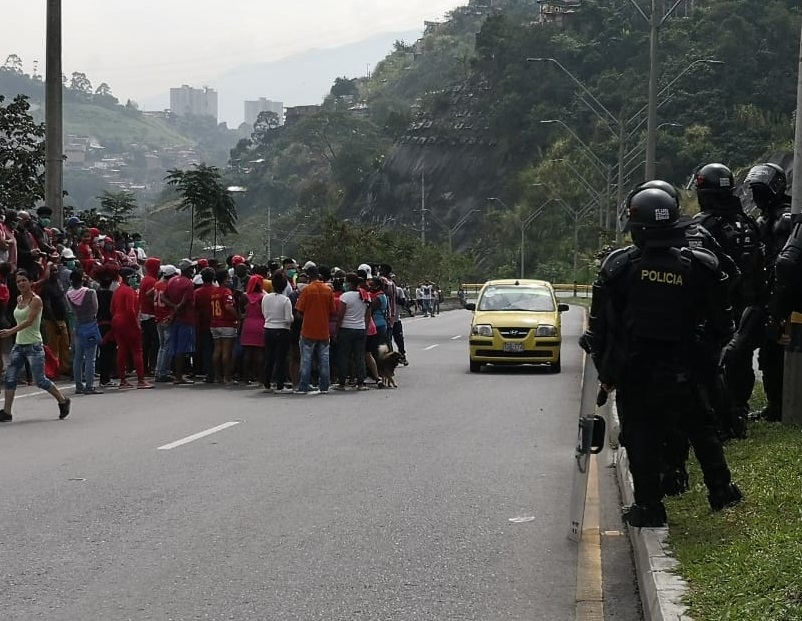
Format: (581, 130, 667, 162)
(688, 247, 720, 272)
(600, 246, 639, 280)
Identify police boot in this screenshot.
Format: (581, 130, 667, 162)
(724, 406, 748, 440)
(623, 502, 667, 528)
(750, 403, 781, 423)
(708, 483, 743, 512)
(660, 467, 689, 497)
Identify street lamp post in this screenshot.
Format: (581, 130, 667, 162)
(532, 56, 721, 238)
(488, 198, 550, 279)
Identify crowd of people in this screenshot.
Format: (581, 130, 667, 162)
(0, 206, 425, 421)
(583, 161, 797, 527)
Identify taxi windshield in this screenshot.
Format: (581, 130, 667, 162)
(477, 286, 555, 312)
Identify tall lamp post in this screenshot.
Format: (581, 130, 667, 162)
(531, 56, 722, 233)
(488, 198, 551, 279)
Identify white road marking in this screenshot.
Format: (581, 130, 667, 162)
(451, 335, 462, 340)
(423, 344, 439, 351)
(158, 422, 241, 451)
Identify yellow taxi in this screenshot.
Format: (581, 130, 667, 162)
(465, 279, 569, 373)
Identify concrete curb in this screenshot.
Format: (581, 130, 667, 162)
(609, 401, 694, 621)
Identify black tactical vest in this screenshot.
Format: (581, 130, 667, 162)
(624, 247, 694, 344)
(695, 212, 764, 306)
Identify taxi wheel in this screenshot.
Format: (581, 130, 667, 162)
(549, 358, 561, 373)
(469, 360, 482, 373)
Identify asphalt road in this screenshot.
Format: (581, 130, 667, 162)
(0, 306, 639, 620)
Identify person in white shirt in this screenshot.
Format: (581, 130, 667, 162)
(334, 272, 370, 391)
(261, 271, 294, 393)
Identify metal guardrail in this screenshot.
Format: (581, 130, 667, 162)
(459, 283, 592, 298)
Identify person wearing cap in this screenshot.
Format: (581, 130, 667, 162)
(164, 259, 197, 385)
(152, 265, 178, 382)
(59, 248, 78, 293)
(111, 267, 152, 389)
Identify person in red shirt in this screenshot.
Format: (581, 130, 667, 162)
(111, 267, 152, 389)
(209, 269, 238, 384)
(77, 229, 98, 274)
(193, 267, 216, 383)
(151, 265, 176, 382)
(295, 265, 336, 394)
(139, 257, 161, 376)
(165, 259, 197, 385)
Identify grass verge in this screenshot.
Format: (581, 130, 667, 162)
(667, 383, 802, 620)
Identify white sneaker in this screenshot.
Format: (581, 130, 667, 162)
(307, 390, 321, 396)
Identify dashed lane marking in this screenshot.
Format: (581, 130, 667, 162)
(423, 344, 439, 351)
(158, 422, 241, 451)
(451, 335, 462, 340)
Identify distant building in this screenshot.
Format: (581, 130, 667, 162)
(244, 98, 284, 127)
(169, 85, 218, 120)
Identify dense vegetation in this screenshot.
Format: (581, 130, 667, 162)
(221, 0, 801, 283)
(3, 0, 801, 284)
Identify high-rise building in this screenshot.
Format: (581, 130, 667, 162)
(244, 98, 284, 127)
(170, 85, 218, 120)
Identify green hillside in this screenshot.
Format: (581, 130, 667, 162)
(63, 103, 193, 148)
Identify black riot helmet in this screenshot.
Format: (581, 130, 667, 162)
(625, 188, 680, 230)
(745, 163, 787, 209)
(630, 180, 680, 207)
(695, 163, 735, 205)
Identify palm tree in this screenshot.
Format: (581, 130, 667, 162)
(165, 164, 238, 256)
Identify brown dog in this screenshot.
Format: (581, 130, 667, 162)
(376, 344, 403, 388)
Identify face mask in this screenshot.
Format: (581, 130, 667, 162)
(343, 283, 350, 292)
(134, 241, 143, 249)
(127, 242, 134, 249)
(40, 218, 51, 227)
(287, 269, 297, 279)
(66, 260, 76, 270)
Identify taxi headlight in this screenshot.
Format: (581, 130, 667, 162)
(472, 324, 493, 337)
(536, 324, 558, 337)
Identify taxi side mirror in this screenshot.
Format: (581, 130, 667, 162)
(558, 303, 570, 313)
(465, 303, 476, 311)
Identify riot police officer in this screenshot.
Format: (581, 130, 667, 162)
(742, 163, 793, 421)
(630, 180, 742, 442)
(587, 187, 742, 527)
(692, 163, 766, 430)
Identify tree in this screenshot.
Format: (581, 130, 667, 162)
(93, 82, 118, 106)
(0, 95, 46, 210)
(252, 110, 281, 146)
(98, 190, 137, 232)
(69, 71, 93, 95)
(165, 164, 238, 256)
(330, 77, 359, 100)
(3, 54, 23, 74)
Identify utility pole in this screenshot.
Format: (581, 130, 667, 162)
(645, 0, 659, 180)
(616, 119, 626, 244)
(266, 203, 272, 261)
(45, 0, 64, 228)
(420, 169, 426, 245)
(783, 17, 802, 424)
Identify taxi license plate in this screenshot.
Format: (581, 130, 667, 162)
(503, 342, 524, 353)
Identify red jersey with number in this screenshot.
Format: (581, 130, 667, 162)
(153, 280, 170, 322)
(209, 286, 237, 328)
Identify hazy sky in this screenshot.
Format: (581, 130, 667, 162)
(2, 1, 457, 103)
